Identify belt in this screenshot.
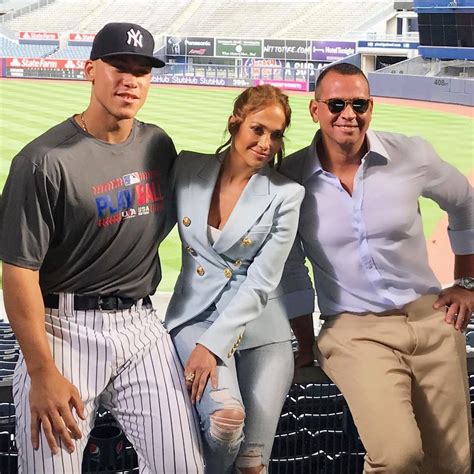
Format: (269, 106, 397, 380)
(43, 294, 152, 311)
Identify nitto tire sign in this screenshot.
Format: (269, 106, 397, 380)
(263, 40, 310, 60)
(216, 39, 262, 58)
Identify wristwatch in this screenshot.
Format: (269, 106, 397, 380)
(454, 277, 474, 291)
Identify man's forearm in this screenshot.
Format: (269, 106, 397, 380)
(454, 254, 474, 279)
(2, 263, 56, 376)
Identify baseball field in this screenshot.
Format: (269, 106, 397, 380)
(0, 79, 472, 291)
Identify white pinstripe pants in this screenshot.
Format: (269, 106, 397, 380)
(13, 293, 204, 474)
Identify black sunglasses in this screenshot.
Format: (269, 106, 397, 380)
(317, 98, 371, 114)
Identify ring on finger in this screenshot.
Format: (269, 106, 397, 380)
(185, 373, 195, 383)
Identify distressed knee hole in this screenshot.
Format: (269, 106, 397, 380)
(208, 389, 245, 445)
(235, 443, 266, 472)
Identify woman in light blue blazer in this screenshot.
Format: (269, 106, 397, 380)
(165, 85, 304, 474)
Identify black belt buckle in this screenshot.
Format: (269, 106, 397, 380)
(97, 296, 129, 311)
(99, 296, 138, 311)
(97, 296, 112, 311)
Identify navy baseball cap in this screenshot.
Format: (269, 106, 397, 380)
(90, 22, 165, 68)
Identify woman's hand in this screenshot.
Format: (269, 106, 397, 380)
(184, 344, 218, 403)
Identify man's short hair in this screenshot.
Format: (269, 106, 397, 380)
(315, 63, 370, 98)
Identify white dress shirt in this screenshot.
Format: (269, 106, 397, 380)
(278, 130, 474, 316)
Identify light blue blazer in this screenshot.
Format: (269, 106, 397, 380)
(164, 150, 305, 364)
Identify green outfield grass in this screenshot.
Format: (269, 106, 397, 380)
(0, 80, 472, 291)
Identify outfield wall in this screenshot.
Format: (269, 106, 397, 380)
(0, 57, 314, 91)
(2, 56, 473, 105)
(368, 72, 474, 106)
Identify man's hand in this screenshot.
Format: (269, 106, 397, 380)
(433, 285, 474, 332)
(29, 368, 85, 454)
(2, 263, 85, 454)
(184, 344, 217, 404)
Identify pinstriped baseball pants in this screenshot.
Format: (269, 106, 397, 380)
(13, 293, 204, 474)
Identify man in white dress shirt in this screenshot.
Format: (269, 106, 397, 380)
(277, 63, 473, 473)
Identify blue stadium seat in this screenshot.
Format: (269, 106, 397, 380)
(0, 38, 57, 58)
(465, 331, 474, 348)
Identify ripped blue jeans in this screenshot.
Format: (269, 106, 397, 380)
(170, 310, 294, 474)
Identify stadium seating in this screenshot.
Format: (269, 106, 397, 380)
(0, 36, 57, 58)
(2, 0, 191, 36)
(48, 45, 91, 59)
(79, 0, 192, 38)
(3, 0, 394, 40)
(277, 0, 394, 40)
(4, 0, 105, 33)
(174, 1, 309, 38)
(0, 0, 397, 62)
(174, 0, 393, 39)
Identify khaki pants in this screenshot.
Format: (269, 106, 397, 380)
(316, 295, 472, 474)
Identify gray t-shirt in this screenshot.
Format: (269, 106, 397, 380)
(0, 117, 176, 299)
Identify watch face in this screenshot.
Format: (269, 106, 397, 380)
(457, 277, 474, 290)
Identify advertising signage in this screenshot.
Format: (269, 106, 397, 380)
(19, 31, 59, 41)
(216, 38, 262, 58)
(358, 40, 419, 50)
(242, 58, 319, 83)
(69, 33, 96, 43)
(166, 36, 185, 56)
(166, 37, 214, 57)
(255, 79, 309, 92)
(185, 37, 214, 56)
(152, 74, 253, 88)
(5, 57, 86, 80)
(311, 41, 356, 61)
(263, 39, 311, 60)
(243, 58, 282, 79)
(6, 57, 85, 69)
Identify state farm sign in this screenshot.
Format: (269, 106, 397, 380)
(6, 58, 86, 69)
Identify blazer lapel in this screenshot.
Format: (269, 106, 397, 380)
(212, 166, 276, 254)
(192, 153, 222, 241)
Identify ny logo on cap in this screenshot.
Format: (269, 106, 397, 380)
(127, 28, 143, 48)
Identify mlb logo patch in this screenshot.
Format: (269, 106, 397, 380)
(123, 172, 140, 186)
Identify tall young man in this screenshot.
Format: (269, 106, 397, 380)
(0, 22, 203, 473)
